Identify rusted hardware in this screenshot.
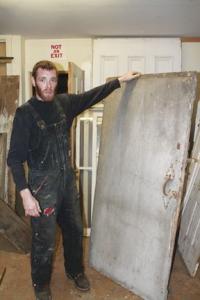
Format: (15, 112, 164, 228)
(163, 165, 177, 199)
(187, 157, 199, 164)
(163, 174, 174, 196)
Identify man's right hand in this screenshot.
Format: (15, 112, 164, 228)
(20, 188, 42, 217)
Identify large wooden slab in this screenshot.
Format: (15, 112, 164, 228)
(0, 199, 31, 253)
(0, 75, 19, 207)
(90, 73, 197, 300)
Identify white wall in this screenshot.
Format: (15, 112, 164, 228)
(25, 38, 92, 100)
(182, 42, 200, 71)
(2, 37, 200, 104)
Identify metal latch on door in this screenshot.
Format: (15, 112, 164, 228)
(163, 164, 178, 208)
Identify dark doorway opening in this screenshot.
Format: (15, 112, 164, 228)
(57, 72, 68, 94)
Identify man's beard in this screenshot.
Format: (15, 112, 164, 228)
(35, 84, 56, 102)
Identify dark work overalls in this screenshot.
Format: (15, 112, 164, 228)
(27, 101, 83, 289)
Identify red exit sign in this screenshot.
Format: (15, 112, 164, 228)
(50, 44, 63, 58)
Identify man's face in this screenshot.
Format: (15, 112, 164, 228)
(32, 68, 58, 102)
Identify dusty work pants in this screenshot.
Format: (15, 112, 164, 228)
(30, 168, 83, 289)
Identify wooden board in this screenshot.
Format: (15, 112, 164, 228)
(0, 75, 19, 208)
(0, 199, 31, 254)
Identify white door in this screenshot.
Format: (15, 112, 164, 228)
(76, 110, 103, 235)
(178, 123, 200, 276)
(90, 73, 197, 300)
(68, 62, 84, 168)
(93, 38, 181, 86)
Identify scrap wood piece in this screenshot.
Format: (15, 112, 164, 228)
(0, 199, 31, 254)
(0, 267, 6, 286)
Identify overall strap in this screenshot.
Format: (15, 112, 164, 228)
(54, 100, 66, 120)
(25, 102, 46, 130)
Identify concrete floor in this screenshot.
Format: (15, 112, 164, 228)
(0, 237, 199, 300)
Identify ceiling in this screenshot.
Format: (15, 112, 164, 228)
(0, 0, 200, 39)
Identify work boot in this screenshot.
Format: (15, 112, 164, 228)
(67, 272, 90, 291)
(34, 285, 52, 300)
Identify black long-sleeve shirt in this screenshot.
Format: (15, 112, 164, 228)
(7, 79, 120, 191)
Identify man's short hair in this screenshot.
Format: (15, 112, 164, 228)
(32, 60, 58, 79)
